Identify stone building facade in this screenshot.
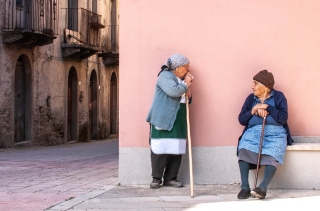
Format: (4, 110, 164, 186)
(0, 0, 119, 147)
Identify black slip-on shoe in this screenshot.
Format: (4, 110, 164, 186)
(150, 178, 162, 189)
(237, 189, 251, 199)
(163, 180, 183, 188)
(251, 187, 266, 199)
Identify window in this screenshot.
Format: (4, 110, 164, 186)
(16, 0, 23, 6)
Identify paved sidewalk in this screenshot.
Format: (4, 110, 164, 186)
(0, 139, 118, 211)
(46, 184, 320, 211)
(1, 138, 320, 211)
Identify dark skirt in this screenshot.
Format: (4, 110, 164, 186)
(238, 149, 280, 168)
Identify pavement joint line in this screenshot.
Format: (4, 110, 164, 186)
(119, 196, 164, 202)
(46, 185, 115, 211)
(159, 195, 225, 202)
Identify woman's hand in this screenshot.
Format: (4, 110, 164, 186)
(251, 103, 269, 117)
(184, 72, 194, 86)
(256, 108, 269, 117)
(186, 88, 192, 99)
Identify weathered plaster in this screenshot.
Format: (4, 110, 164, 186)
(0, 0, 119, 147)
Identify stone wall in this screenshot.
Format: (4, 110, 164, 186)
(0, 0, 119, 147)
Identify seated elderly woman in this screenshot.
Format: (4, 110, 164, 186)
(237, 70, 293, 200)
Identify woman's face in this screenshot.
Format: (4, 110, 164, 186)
(174, 63, 190, 79)
(252, 80, 268, 97)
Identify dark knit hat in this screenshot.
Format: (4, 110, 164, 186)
(253, 69, 274, 89)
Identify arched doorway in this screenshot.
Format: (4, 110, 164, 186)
(110, 72, 118, 134)
(89, 70, 98, 140)
(14, 55, 32, 143)
(67, 67, 78, 142)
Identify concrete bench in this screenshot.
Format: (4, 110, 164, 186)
(253, 137, 320, 189)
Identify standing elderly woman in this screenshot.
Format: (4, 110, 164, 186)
(237, 70, 293, 199)
(146, 54, 194, 189)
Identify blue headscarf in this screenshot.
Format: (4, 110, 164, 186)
(157, 54, 190, 76)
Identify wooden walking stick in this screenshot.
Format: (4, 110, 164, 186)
(186, 95, 194, 198)
(253, 116, 266, 189)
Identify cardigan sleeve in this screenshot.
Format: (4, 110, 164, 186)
(238, 94, 254, 126)
(157, 71, 188, 98)
(266, 91, 288, 125)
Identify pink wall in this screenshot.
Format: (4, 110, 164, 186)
(119, 0, 320, 147)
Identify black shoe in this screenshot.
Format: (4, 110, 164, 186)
(163, 180, 183, 188)
(251, 187, 266, 199)
(237, 189, 251, 199)
(150, 178, 162, 189)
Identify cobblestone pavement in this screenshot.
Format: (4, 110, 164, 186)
(0, 139, 119, 211)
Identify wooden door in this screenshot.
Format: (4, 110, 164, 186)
(14, 61, 25, 143)
(67, 71, 72, 141)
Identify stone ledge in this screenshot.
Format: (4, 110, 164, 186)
(287, 136, 320, 151)
(14, 141, 32, 147)
(292, 136, 320, 143)
(287, 142, 320, 151)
